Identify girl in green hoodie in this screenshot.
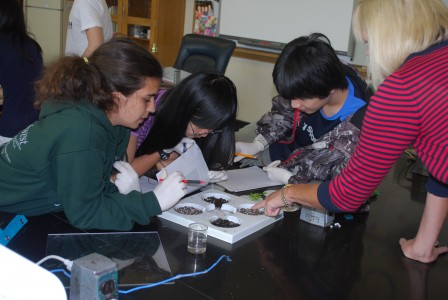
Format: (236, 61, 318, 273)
(0, 37, 188, 230)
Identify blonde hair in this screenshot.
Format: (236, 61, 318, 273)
(352, 0, 448, 88)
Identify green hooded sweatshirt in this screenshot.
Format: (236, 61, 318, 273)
(0, 99, 162, 230)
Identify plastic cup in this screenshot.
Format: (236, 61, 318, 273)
(188, 223, 208, 254)
(174, 69, 181, 85)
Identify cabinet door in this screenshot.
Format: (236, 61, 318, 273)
(106, 0, 151, 48)
(124, 0, 151, 39)
(152, 0, 186, 67)
(105, 0, 185, 67)
(105, 0, 121, 35)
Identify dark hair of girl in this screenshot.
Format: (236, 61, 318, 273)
(0, 0, 42, 64)
(272, 33, 347, 100)
(34, 37, 163, 111)
(137, 72, 238, 170)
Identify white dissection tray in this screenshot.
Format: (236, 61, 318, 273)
(158, 189, 283, 243)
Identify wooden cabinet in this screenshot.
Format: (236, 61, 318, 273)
(106, 0, 185, 67)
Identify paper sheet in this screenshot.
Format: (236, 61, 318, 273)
(156, 143, 210, 194)
(140, 176, 158, 193)
(216, 166, 283, 192)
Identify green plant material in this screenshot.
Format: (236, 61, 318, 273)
(372, 190, 380, 197)
(248, 191, 267, 201)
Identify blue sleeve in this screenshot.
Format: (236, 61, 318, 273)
(317, 181, 344, 213)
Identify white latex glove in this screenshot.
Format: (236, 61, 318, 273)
(164, 137, 195, 154)
(263, 160, 293, 184)
(234, 138, 265, 163)
(208, 170, 228, 183)
(154, 169, 187, 211)
(113, 161, 141, 194)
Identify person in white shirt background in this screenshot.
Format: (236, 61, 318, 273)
(65, 0, 113, 57)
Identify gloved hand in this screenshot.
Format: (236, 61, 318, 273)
(113, 161, 141, 194)
(263, 160, 293, 184)
(164, 137, 195, 154)
(154, 169, 187, 211)
(208, 170, 228, 183)
(234, 135, 266, 163)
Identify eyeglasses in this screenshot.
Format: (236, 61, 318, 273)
(207, 129, 223, 135)
(189, 122, 222, 137)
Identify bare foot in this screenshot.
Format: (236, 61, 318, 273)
(399, 238, 448, 263)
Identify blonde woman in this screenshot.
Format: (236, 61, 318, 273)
(253, 0, 448, 263)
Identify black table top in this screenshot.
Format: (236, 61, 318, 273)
(7, 158, 448, 300)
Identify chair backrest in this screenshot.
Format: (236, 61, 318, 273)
(173, 34, 236, 74)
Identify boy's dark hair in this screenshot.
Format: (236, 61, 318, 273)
(272, 33, 347, 100)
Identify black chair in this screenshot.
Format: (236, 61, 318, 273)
(173, 34, 236, 74)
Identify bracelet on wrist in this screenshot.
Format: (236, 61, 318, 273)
(281, 184, 292, 207)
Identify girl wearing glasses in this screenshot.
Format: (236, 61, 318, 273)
(128, 72, 238, 181)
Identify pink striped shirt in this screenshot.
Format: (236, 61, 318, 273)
(318, 41, 448, 212)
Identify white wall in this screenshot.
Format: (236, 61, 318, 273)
(220, 0, 355, 54)
(183, 0, 368, 122)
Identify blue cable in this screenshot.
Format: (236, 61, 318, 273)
(118, 255, 231, 294)
(50, 255, 231, 295)
(51, 268, 72, 278)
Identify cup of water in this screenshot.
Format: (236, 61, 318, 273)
(188, 223, 208, 254)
